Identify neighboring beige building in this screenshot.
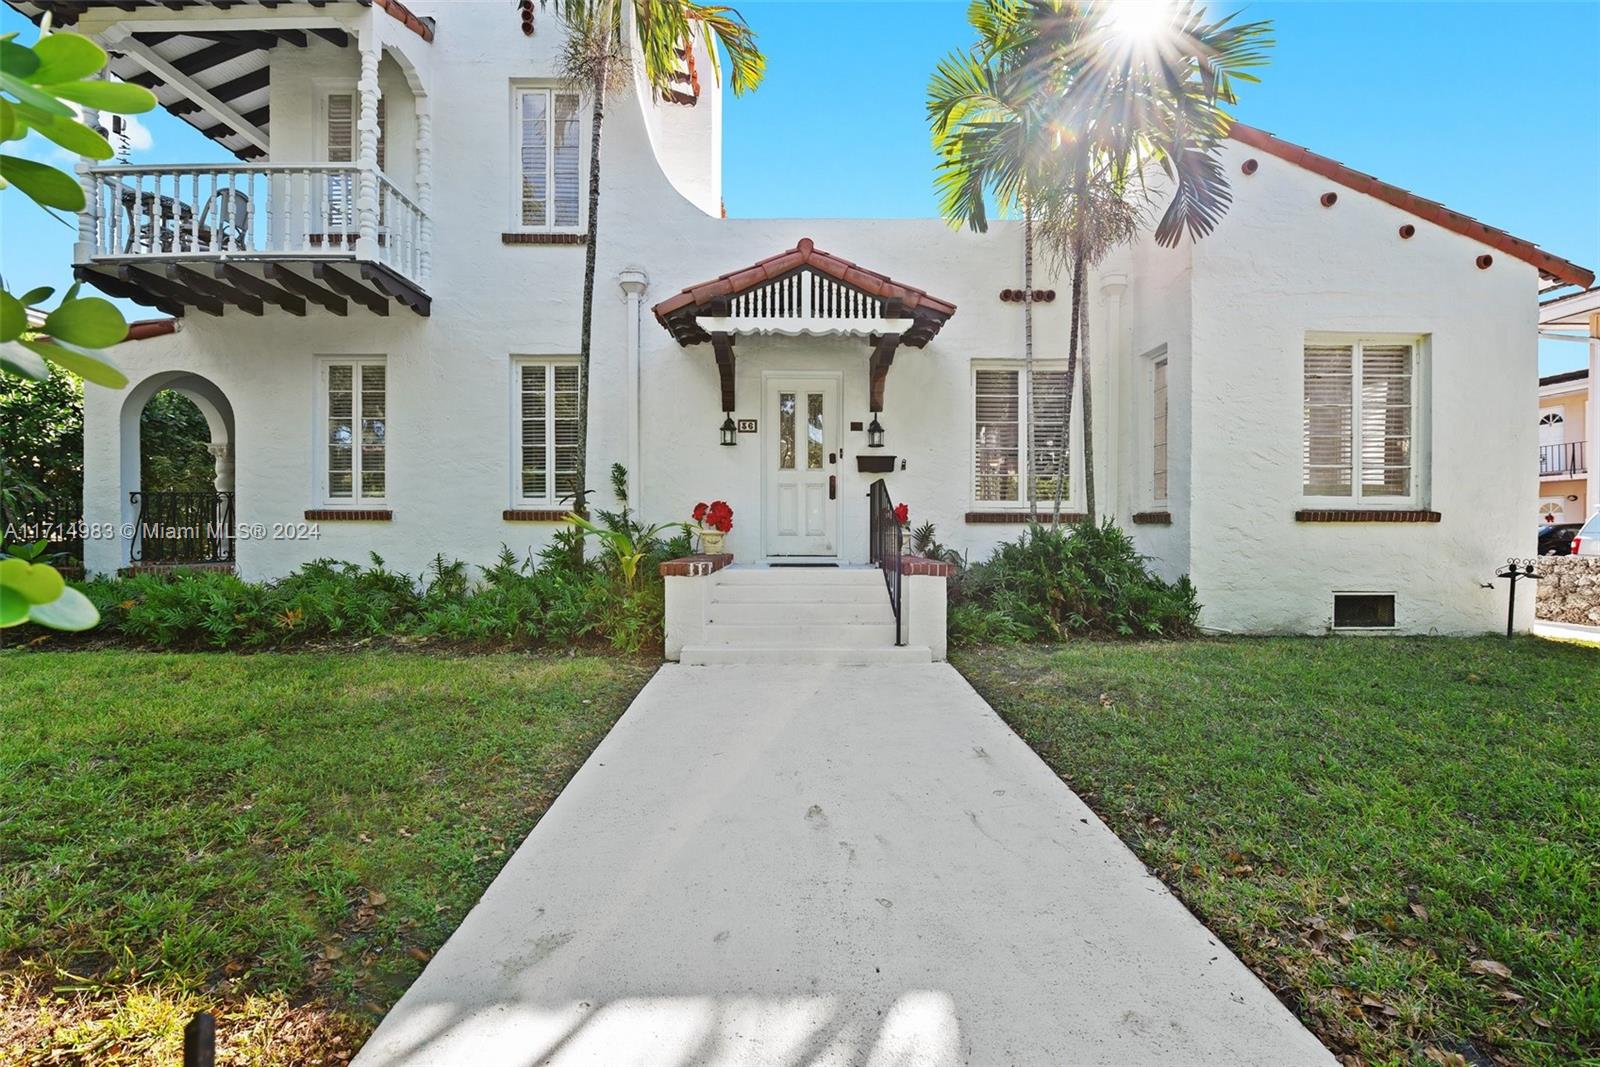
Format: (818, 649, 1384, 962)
(1538, 368, 1589, 525)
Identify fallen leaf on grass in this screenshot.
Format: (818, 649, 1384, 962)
(367, 890, 387, 907)
(1496, 989, 1525, 1003)
(1410, 903, 1430, 921)
(357, 832, 374, 845)
(1469, 959, 1513, 980)
(320, 945, 345, 961)
(1423, 1048, 1468, 1067)
(1358, 995, 1399, 1018)
(408, 947, 432, 963)
(1530, 1012, 1552, 1029)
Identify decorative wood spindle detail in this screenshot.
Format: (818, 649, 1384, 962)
(415, 96, 433, 284)
(355, 36, 382, 258)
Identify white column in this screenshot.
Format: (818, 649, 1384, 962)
(1099, 273, 1128, 518)
(355, 31, 382, 260)
(207, 442, 236, 493)
(414, 94, 432, 285)
(74, 79, 102, 263)
(1589, 322, 1599, 518)
(619, 269, 648, 511)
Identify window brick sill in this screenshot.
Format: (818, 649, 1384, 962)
(306, 509, 393, 522)
(965, 510, 1085, 524)
(1131, 511, 1172, 525)
(501, 232, 587, 245)
(1295, 509, 1440, 523)
(502, 509, 571, 522)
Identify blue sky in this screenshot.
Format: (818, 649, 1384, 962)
(4, 2, 1596, 373)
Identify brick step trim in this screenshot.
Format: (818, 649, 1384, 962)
(1295, 509, 1441, 523)
(305, 509, 393, 522)
(898, 555, 955, 577)
(659, 554, 733, 577)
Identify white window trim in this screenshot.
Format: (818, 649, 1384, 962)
(1141, 344, 1170, 509)
(1302, 332, 1429, 510)
(315, 355, 388, 508)
(508, 83, 586, 234)
(509, 355, 579, 508)
(969, 359, 1082, 512)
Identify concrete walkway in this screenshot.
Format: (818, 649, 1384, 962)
(355, 665, 1334, 1067)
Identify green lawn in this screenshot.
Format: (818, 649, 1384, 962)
(956, 637, 1600, 1067)
(0, 651, 655, 1065)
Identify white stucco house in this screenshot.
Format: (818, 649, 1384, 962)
(20, 0, 1593, 640)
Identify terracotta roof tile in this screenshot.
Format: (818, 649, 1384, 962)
(1230, 124, 1592, 288)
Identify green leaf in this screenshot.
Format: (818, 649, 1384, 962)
(31, 33, 106, 85)
(0, 40, 38, 79)
(0, 556, 65, 604)
(17, 285, 52, 305)
(0, 339, 50, 379)
(43, 295, 126, 347)
(47, 79, 157, 115)
(0, 70, 73, 117)
(0, 153, 84, 210)
(0, 98, 15, 141)
(0, 288, 24, 341)
(18, 337, 126, 387)
(0, 585, 28, 627)
(27, 110, 112, 159)
(28, 585, 99, 631)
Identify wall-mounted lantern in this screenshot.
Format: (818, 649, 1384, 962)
(720, 414, 738, 446)
(866, 415, 885, 449)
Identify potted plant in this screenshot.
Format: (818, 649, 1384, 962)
(691, 500, 734, 555)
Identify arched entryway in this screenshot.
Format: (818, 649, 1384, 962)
(119, 372, 235, 566)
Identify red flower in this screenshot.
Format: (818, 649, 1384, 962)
(893, 503, 909, 525)
(705, 500, 734, 533)
(692, 502, 708, 523)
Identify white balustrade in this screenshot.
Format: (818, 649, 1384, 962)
(84, 163, 428, 290)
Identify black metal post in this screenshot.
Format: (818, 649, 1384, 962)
(183, 1011, 215, 1067)
(1495, 558, 1540, 638)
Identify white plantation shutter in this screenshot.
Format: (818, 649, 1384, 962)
(1303, 344, 1354, 496)
(515, 361, 580, 504)
(1359, 344, 1412, 497)
(324, 359, 386, 504)
(1030, 371, 1069, 500)
(517, 89, 582, 231)
(975, 369, 1021, 502)
(326, 93, 385, 231)
(1303, 340, 1418, 501)
(1152, 358, 1168, 502)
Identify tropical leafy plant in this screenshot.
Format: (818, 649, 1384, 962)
(1, 20, 157, 631)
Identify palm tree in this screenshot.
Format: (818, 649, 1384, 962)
(547, 0, 764, 515)
(1027, 0, 1273, 521)
(928, 0, 1057, 519)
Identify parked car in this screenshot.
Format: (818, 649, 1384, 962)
(1572, 512, 1600, 556)
(1539, 523, 1581, 555)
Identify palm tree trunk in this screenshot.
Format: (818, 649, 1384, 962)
(1023, 203, 1035, 521)
(1081, 283, 1095, 521)
(1051, 235, 1086, 525)
(574, 59, 607, 521)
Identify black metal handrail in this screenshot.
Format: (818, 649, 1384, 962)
(1539, 441, 1587, 477)
(0, 496, 83, 560)
(868, 478, 904, 646)
(130, 490, 235, 563)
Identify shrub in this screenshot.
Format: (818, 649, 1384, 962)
(950, 519, 1199, 644)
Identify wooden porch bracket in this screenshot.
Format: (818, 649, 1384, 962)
(711, 331, 736, 412)
(868, 332, 901, 412)
(266, 264, 347, 316)
(76, 266, 184, 319)
(213, 263, 305, 315)
(165, 263, 263, 316)
(359, 262, 430, 317)
(313, 263, 389, 317)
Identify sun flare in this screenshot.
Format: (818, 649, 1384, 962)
(1106, 0, 1176, 41)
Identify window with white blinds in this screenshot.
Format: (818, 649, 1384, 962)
(514, 359, 581, 505)
(1303, 338, 1419, 502)
(320, 358, 387, 505)
(324, 92, 385, 230)
(514, 87, 582, 231)
(973, 364, 1071, 504)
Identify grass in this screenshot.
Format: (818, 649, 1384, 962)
(956, 637, 1600, 1067)
(0, 650, 656, 1065)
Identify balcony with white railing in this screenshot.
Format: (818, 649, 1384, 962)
(76, 163, 430, 318)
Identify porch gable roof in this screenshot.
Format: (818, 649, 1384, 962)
(652, 237, 958, 348)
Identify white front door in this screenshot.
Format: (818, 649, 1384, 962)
(764, 377, 839, 556)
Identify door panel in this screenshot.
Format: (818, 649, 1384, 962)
(765, 378, 838, 556)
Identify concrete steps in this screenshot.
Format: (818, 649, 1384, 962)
(680, 565, 922, 665)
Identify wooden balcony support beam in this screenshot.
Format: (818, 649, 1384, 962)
(118, 264, 224, 316)
(74, 265, 185, 319)
(213, 263, 305, 315)
(165, 262, 263, 315)
(359, 262, 428, 317)
(313, 262, 388, 316)
(265, 263, 346, 316)
(710, 331, 736, 412)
